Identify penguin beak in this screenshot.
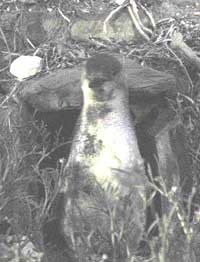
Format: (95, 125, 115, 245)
(88, 78, 105, 90)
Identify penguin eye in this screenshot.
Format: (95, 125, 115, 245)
(89, 78, 106, 89)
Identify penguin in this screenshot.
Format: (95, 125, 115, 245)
(59, 53, 151, 255)
(62, 53, 149, 199)
(42, 54, 157, 260)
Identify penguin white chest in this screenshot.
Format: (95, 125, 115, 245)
(73, 110, 145, 195)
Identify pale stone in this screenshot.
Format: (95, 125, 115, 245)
(10, 55, 43, 81)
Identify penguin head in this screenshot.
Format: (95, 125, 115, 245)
(81, 54, 125, 102)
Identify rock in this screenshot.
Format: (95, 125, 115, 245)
(10, 55, 43, 81)
(71, 11, 149, 43)
(19, 55, 176, 137)
(19, 55, 176, 111)
(20, 66, 83, 111)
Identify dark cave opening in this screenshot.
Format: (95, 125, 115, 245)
(25, 105, 81, 211)
(30, 106, 81, 169)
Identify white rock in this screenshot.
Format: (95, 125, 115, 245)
(115, 0, 127, 6)
(10, 55, 43, 81)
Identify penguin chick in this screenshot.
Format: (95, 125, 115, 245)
(64, 53, 149, 198)
(42, 54, 151, 259)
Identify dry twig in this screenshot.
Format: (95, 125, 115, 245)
(103, 5, 125, 34)
(103, 0, 153, 41)
(127, 5, 150, 41)
(138, 2, 156, 29)
(165, 42, 194, 93)
(58, 7, 71, 23)
(129, 0, 152, 35)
